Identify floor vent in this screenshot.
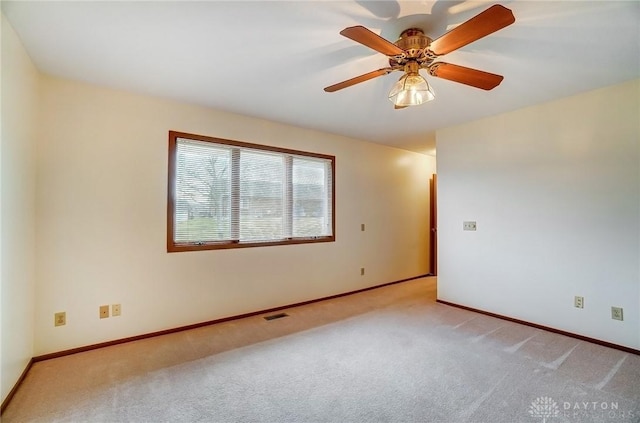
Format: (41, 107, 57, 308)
(263, 312, 289, 321)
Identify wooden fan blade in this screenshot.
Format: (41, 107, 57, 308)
(429, 5, 515, 56)
(394, 105, 408, 110)
(429, 62, 504, 90)
(324, 68, 393, 92)
(340, 26, 405, 57)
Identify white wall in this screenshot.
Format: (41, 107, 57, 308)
(35, 75, 435, 355)
(437, 79, 640, 349)
(1, 15, 39, 403)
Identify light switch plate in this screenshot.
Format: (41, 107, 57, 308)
(463, 221, 477, 231)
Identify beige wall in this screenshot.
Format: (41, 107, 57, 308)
(1, 15, 39, 403)
(437, 79, 640, 349)
(35, 75, 435, 355)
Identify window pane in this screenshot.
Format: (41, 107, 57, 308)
(175, 139, 231, 242)
(292, 157, 331, 237)
(239, 150, 284, 241)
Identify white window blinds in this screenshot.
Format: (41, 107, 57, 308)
(174, 140, 231, 243)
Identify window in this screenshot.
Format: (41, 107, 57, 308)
(167, 131, 335, 252)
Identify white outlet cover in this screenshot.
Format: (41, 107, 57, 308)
(611, 307, 624, 321)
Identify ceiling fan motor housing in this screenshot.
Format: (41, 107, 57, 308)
(390, 28, 435, 68)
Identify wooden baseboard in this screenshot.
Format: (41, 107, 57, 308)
(436, 299, 640, 355)
(1, 358, 34, 415)
(34, 274, 431, 362)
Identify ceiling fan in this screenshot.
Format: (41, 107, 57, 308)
(324, 4, 515, 108)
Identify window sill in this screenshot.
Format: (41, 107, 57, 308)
(167, 236, 335, 252)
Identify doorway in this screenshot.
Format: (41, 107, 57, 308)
(429, 174, 437, 275)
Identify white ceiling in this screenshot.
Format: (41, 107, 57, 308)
(3, 1, 639, 155)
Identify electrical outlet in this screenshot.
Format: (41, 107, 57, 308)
(463, 221, 477, 231)
(54, 312, 66, 327)
(574, 296, 584, 309)
(360, 267, 365, 276)
(112, 304, 121, 317)
(611, 307, 623, 321)
(99, 305, 109, 319)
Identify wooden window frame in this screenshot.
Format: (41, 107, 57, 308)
(167, 131, 336, 252)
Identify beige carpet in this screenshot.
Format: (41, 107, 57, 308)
(4, 277, 640, 422)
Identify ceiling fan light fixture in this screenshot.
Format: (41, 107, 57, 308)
(388, 61, 434, 107)
(388, 72, 435, 107)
